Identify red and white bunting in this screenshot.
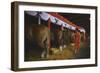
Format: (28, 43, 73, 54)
(26, 11, 85, 33)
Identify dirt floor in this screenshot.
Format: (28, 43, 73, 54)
(25, 42, 90, 61)
(47, 46, 75, 60)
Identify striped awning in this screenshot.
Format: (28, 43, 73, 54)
(26, 11, 85, 33)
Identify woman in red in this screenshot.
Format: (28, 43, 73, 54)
(74, 28, 81, 54)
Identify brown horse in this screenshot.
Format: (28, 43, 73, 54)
(25, 24, 50, 58)
(51, 29, 64, 52)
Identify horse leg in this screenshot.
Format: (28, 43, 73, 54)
(41, 49, 49, 59)
(41, 37, 49, 58)
(59, 39, 63, 52)
(41, 51, 46, 58)
(41, 46, 49, 59)
(45, 38, 50, 58)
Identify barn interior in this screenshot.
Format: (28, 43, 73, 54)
(24, 11, 90, 61)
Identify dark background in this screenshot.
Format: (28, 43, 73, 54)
(59, 13, 90, 36)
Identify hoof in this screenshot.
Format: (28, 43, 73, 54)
(59, 46, 63, 52)
(63, 45, 67, 48)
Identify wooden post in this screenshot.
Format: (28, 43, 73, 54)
(48, 18, 51, 48)
(38, 16, 41, 25)
(61, 24, 64, 51)
(83, 32, 86, 43)
(48, 18, 51, 29)
(61, 24, 64, 31)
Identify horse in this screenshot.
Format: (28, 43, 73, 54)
(25, 24, 50, 58)
(50, 29, 64, 52)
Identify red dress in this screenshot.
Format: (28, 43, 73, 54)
(74, 31, 81, 50)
